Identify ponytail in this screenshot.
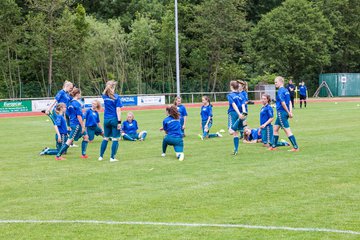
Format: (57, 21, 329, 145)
(166, 105, 180, 119)
(55, 103, 66, 114)
(103, 80, 117, 100)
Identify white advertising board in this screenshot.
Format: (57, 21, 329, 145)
(137, 96, 165, 106)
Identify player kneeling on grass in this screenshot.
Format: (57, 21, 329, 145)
(40, 103, 68, 156)
(55, 88, 89, 160)
(85, 99, 104, 142)
(198, 96, 222, 140)
(160, 105, 184, 161)
(122, 112, 147, 141)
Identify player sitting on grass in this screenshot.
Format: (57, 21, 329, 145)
(160, 105, 184, 161)
(198, 96, 222, 140)
(243, 127, 290, 146)
(40, 103, 68, 156)
(121, 112, 147, 141)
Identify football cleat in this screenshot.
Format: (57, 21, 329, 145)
(110, 158, 119, 162)
(69, 144, 78, 148)
(81, 155, 89, 159)
(98, 156, 103, 161)
(288, 148, 299, 152)
(216, 132, 223, 137)
(161, 153, 166, 157)
(55, 156, 66, 161)
(177, 153, 185, 161)
(232, 151, 238, 156)
(268, 147, 278, 151)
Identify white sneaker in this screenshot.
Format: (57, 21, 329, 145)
(216, 132, 223, 137)
(219, 129, 225, 133)
(98, 156, 103, 161)
(161, 153, 166, 157)
(70, 144, 78, 148)
(177, 153, 185, 161)
(110, 158, 119, 162)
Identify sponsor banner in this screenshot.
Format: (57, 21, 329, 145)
(138, 96, 165, 106)
(121, 96, 138, 106)
(31, 100, 53, 112)
(0, 100, 32, 113)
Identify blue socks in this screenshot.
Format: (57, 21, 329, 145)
(272, 135, 279, 148)
(233, 137, 239, 152)
(100, 139, 108, 158)
(141, 132, 147, 140)
(81, 140, 88, 156)
(288, 135, 298, 149)
(111, 140, 119, 159)
(56, 144, 69, 157)
(123, 134, 135, 141)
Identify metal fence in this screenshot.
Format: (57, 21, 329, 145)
(0, 90, 277, 104)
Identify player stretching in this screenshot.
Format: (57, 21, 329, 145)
(269, 76, 299, 152)
(98, 80, 123, 162)
(198, 96, 222, 140)
(227, 80, 247, 155)
(122, 112, 147, 141)
(160, 105, 184, 161)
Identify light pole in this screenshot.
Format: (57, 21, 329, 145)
(175, 0, 180, 97)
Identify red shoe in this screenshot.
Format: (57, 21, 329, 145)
(81, 155, 89, 159)
(55, 156, 66, 161)
(288, 148, 299, 152)
(268, 147, 278, 151)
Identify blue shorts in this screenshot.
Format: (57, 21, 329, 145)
(124, 132, 139, 140)
(228, 111, 245, 131)
(87, 126, 103, 141)
(275, 111, 290, 129)
(261, 125, 273, 144)
(69, 125, 86, 141)
(104, 118, 120, 138)
(55, 133, 68, 150)
(201, 120, 213, 134)
(163, 135, 184, 152)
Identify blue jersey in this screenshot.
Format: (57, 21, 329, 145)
(260, 104, 274, 126)
(177, 105, 188, 119)
(122, 120, 138, 135)
(227, 92, 244, 114)
(249, 128, 261, 141)
(102, 94, 123, 119)
(55, 113, 68, 134)
(163, 116, 182, 138)
(67, 100, 83, 127)
(200, 105, 213, 121)
(55, 89, 72, 107)
(85, 109, 100, 127)
(276, 87, 290, 112)
(241, 91, 248, 112)
(299, 85, 307, 96)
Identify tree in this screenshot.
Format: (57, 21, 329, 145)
(248, 0, 334, 84)
(188, 0, 248, 92)
(315, 0, 360, 72)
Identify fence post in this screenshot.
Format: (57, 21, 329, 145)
(191, 94, 194, 103)
(214, 93, 217, 102)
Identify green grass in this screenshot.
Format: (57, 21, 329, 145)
(0, 101, 359, 239)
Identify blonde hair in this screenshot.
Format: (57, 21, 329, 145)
(173, 96, 181, 106)
(63, 80, 73, 88)
(92, 99, 102, 111)
(127, 112, 134, 120)
(55, 103, 66, 114)
(275, 76, 284, 83)
(103, 80, 117, 100)
(237, 80, 248, 92)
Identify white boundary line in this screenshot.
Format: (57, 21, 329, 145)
(0, 220, 359, 235)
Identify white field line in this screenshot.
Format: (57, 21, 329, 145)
(0, 220, 359, 235)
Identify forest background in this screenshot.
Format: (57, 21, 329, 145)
(1, 0, 359, 99)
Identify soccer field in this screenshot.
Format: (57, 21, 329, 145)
(0, 101, 359, 239)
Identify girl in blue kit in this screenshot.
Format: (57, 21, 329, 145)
(259, 94, 274, 147)
(269, 76, 299, 152)
(45, 80, 73, 125)
(174, 97, 188, 137)
(227, 80, 247, 155)
(243, 126, 290, 146)
(98, 80, 123, 162)
(198, 96, 222, 140)
(85, 100, 104, 142)
(238, 80, 249, 138)
(299, 81, 307, 108)
(55, 88, 89, 160)
(160, 105, 184, 161)
(122, 112, 147, 141)
(40, 103, 68, 155)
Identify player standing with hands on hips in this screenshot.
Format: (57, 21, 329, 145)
(299, 81, 307, 108)
(269, 76, 299, 152)
(98, 80, 123, 162)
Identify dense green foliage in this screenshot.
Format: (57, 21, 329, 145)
(1, 102, 359, 239)
(1, 0, 359, 98)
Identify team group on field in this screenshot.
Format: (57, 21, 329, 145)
(40, 76, 301, 161)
